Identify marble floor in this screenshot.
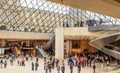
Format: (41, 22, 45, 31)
(0, 58, 120, 73)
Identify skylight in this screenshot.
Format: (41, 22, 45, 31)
(20, 0, 69, 14)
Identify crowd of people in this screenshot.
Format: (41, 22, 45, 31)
(0, 51, 119, 73)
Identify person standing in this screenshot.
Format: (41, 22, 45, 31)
(44, 57, 46, 63)
(77, 64, 81, 73)
(36, 57, 39, 62)
(0, 59, 3, 69)
(70, 62, 73, 73)
(57, 66, 60, 73)
(93, 64, 96, 73)
(106, 60, 109, 66)
(44, 63, 48, 73)
(52, 58, 55, 69)
(55, 59, 59, 67)
(30, 56, 33, 61)
(17, 60, 19, 66)
(4, 60, 7, 69)
(35, 62, 39, 70)
(31, 62, 34, 71)
(10, 58, 13, 65)
(22, 59, 25, 66)
(48, 63, 52, 73)
(61, 65, 65, 73)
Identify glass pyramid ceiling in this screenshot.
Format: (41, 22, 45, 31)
(0, 0, 120, 33)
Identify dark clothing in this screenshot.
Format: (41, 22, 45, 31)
(36, 57, 39, 62)
(70, 65, 73, 73)
(4, 61, 7, 68)
(35, 62, 39, 70)
(48, 64, 52, 73)
(93, 65, 96, 73)
(77, 64, 81, 73)
(61, 65, 65, 73)
(57, 66, 60, 73)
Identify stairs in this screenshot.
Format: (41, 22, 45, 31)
(89, 31, 120, 59)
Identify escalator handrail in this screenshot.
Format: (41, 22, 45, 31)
(35, 47, 48, 59)
(44, 35, 55, 50)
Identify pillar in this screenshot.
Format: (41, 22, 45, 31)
(66, 40, 70, 57)
(69, 40, 72, 54)
(55, 28, 64, 59)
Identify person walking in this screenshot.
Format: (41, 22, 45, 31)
(31, 62, 34, 71)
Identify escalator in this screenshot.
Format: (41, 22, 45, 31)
(89, 31, 120, 59)
(35, 35, 55, 58)
(43, 35, 55, 50)
(35, 47, 48, 58)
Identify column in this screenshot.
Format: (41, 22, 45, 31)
(26, 40, 30, 47)
(66, 40, 70, 57)
(55, 28, 64, 59)
(69, 40, 72, 54)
